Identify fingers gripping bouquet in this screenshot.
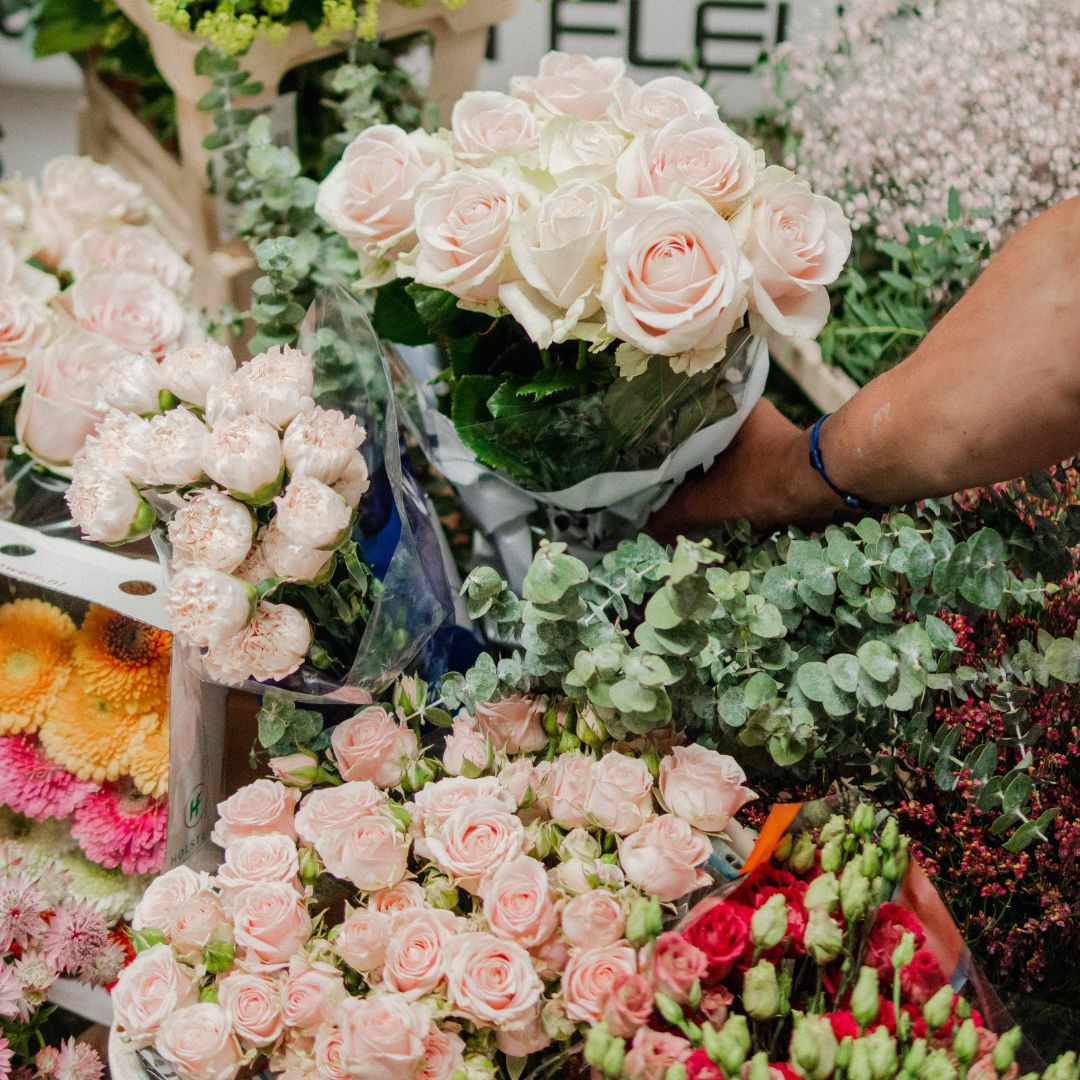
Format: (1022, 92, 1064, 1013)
(108, 687, 760, 1080)
(316, 53, 852, 580)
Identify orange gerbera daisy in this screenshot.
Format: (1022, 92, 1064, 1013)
(37, 672, 154, 785)
(73, 605, 171, 718)
(0, 598, 76, 735)
(121, 719, 169, 799)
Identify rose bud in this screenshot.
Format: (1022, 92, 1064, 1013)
(742, 959, 780, 1021)
(750, 893, 788, 950)
(851, 967, 881, 1029)
(268, 752, 321, 789)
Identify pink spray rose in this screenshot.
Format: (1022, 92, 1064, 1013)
(232, 882, 312, 967)
(651, 932, 709, 1004)
(154, 1002, 242, 1080)
(382, 907, 461, 999)
(619, 815, 712, 902)
(210, 780, 299, 847)
(316, 813, 410, 893)
(295, 781, 386, 845)
(658, 745, 757, 834)
(281, 960, 346, 1032)
(561, 942, 638, 1023)
(473, 694, 548, 754)
(335, 993, 431, 1080)
(216, 834, 300, 893)
(603, 973, 656, 1038)
(538, 752, 592, 829)
(624, 1028, 692, 1080)
(331, 706, 419, 789)
(217, 971, 284, 1046)
(111, 944, 198, 1049)
(561, 889, 626, 949)
(584, 751, 655, 835)
(333, 905, 390, 973)
(443, 931, 544, 1030)
(482, 856, 560, 948)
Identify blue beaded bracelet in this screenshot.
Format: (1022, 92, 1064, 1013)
(809, 414, 866, 510)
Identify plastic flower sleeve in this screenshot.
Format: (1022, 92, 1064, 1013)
(390, 331, 769, 591)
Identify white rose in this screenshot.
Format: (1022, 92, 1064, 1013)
(203, 414, 284, 501)
(510, 51, 625, 120)
(69, 271, 192, 358)
(100, 353, 167, 415)
(0, 285, 52, 400)
(260, 520, 333, 583)
(499, 179, 614, 348)
(282, 406, 366, 485)
(65, 462, 153, 543)
(540, 117, 628, 183)
(407, 168, 525, 304)
(274, 476, 353, 549)
(737, 165, 853, 341)
(64, 223, 192, 295)
(608, 76, 719, 133)
(599, 195, 751, 369)
(165, 566, 257, 648)
(167, 489, 254, 573)
(162, 341, 237, 408)
(39, 155, 146, 226)
(451, 91, 541, 165)
(615, 115, 758, 213)
(77, 410, 150, 483)
(316, 126, 449, 286)
(331, 453, 371, 509)
(203, 601, 311, 684)
(143, 407, 210, 486)
(234, 345, 314, 429)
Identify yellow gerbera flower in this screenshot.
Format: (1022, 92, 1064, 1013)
(0, 599, 76, 735)
(121, 719, 170, 800)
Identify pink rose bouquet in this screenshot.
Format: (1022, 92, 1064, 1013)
(110, 687, 760, 1080)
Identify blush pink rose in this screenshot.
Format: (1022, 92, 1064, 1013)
(418, 1027, 466, 1080)
(314, 1026, 349, 1080)
(482, 856, 560, 948)
(534, 933, 570, 977)
(167, 893, 231, 962)
(382, 907, 461, 999)
(132, 867, 209, 933)
(600, 196, 752, 369)
(538, 752, 592, 829)
(65, 222, 192, 294)
(561, 889, 626, 949)
(295, 781, 387, 845)
(333, 905, 389, 972)
(281, 961, 346, 1032)
(411, 776, 516, 835)
(498, 758, 543, 807)
(413, 797, 528, 894)
(211, 780, 299, 848)
(608, 76, 719, 134)
(370, 880, 429, 914)
(335, 994, 431, 1080)
(624, 1028, 692, 1080)
(452, 91, 541, 165)
(651, 931, 709, 1004)
(737, 165, 852, 341)
(619, 815, 712, 902)
(112, 944, 198, 1049)
(331, 707, 419, 789)
(496, 1008, 552, 1056)
(217, 834, 300, 893)
(585, 751, 655, 836)
(511, 51, 626, 120)
(408, 168, 524, 304)
(561, 942, 637, 1023)
(232, 882, 312, 967)
(443, 931, 544, 1029)
(440, 719, 492, 777)
(316, 813, 410, 892)
(658, 745, 757, 834)
(154, 1002, 242, 1080)
(603, 973, 655, 1038)
(474, 694, 548, 754)
(217, 971, 284, 1046)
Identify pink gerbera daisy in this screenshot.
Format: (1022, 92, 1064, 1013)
(69, 782, 167, 875)
(40, 902, 108, 977)
(0, 735, 95, 820)
(0, 1032, 12, 1080)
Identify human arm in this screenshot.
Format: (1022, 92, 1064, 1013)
(650, 195, 1080, 539)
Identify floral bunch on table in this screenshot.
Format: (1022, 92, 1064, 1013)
(109, 687, 759, 1079)
(0, 157, 199, 472)
(319, 51, 850, 490)
(582, 805, 1079, 1080)
(66, 338, 373, 685)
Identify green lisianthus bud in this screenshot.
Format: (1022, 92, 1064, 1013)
(880, 818, 900, 853)
(1041, 1052, 1079, 1080)
(821, 838, 844, 874)
(836, 1038, 853, 1071)
(647, 897, 664, 937)
(626, 896, 654, 947)
(953, 1020, 978, 1064)
(751, 894, 789, 950)
(849, 1040, 873, 1080)
(840, 860, 872, 922)
(860, 844, 882, 879)
(640, 746, 661, 780)
(922, 985, 955, 1032)
(893, 836, 911, 880)
(775, 835, 794, 862)
(717, 1015, 751, 1076)
(919, 1050, 958, 1080)
(852, 804, 876, 836)
(904, 1041, 928, 1076)
(603, 1038, 626, 1078)
(956, 997, 971, 1020)
(804, 909, 844, 964)
(542, 705, 561, 736)
(665, 1065, 688, 1080)
(743, 960, 781, 1020)
(203, 940, 235, 975)
(702, 1024, 724, 1064)
(820, 815, 847, 845)
(866, 1027, 898, 1080)
(992, 1029, 1023, 1074)
(803, 872, 840, 913)
(749, 1052, 772, 1080)
(791, 1017, 820, 1076)
(892, 930, 917, 971)
(790, 833, 817, 874)
(851, 967, 881, 1029)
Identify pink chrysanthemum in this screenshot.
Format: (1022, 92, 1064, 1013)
(40, 902, 108, 977)
(0, 871, 48, 950)
(55, 1038, 105, 1080)
(0, 1033, 12, 1080)
(69, 783, 167, 875)
(0, 735, 96, 820)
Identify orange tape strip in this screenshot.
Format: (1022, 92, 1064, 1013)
(738, 802, 803, 877)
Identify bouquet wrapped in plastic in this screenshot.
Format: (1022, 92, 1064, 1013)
(316, 51, 851, 585)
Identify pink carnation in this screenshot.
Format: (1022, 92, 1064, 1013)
(0, 736, 95, 820)
(70, 783, 167, 875)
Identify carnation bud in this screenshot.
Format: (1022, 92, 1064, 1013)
(790, 833, 817, 874)
(851, 967, 880, 1029)
(603, 1039, 626, 1078)
(922, 985, 955, 1032)
(849, 1041, 873, 1080)
(203, 940, 235, 974)
(821, 838, 843, 874)
(804, 909, 843, 964)
(199, 985, 219, 1004)
(743, 960, 780, 1020)
(804, 872, 840, 913)
(852, 804, 875, 836)
(751, 894, 789, 950)
(716, 1015, 751, 1076)
(820, 815, 847, 844)
(424, 874, 459, 910)
(860, 843, 881, 879)
(866, 1027, 897, 1080)
(665, 1065, 688, 1080)
(919, 1050, 958, 1080)
(953, 1020, 978, 1065)
(880, 818, 900, 853)
(992, 1028, 1022, 1074)
(904, 1041, 928, 1076)
(892, 931, 917, 971)
(749, 1052, 772, 1080)
(585, 1024, 613, 1069)
(840, 860, 872, 922)
(299, 847, 322, 886)
(655, 992, 685, 1027)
